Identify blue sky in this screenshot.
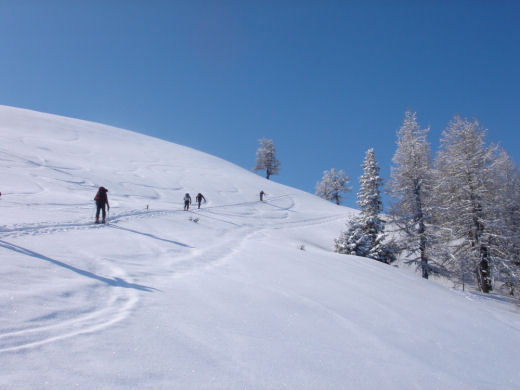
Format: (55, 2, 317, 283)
(1, 1, 519, 209)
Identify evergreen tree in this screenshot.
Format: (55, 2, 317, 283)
(388, 110, 434, 278)
(335, 149, 396, 263)
(253, 138, 280, 180)
(434, 116, 498, 293)
(315, 168, 352, 205)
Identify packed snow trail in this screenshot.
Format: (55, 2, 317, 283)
(1, 105, 519, 390)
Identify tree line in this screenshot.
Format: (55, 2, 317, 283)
(254, 111, 520, 295)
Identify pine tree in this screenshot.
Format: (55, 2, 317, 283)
(253, 138, 280, 180)
(434, 116, 497, 293)
(388, 111, 434, 278)
(315, 168, 352, 205)
(335, 148, 396, 263)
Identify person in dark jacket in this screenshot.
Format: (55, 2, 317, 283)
(94, 186, 109, 223)
(260, 190, 265, 201)
(183, 193, 192, 211)
(195, 193, 206, 209)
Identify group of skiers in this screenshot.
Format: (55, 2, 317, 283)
(93, 187, 266, 223)
(183, 192, 206, 211)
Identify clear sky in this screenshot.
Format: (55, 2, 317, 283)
(1, 1, 519, 209)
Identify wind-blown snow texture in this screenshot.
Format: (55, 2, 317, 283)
(0, 105, 519, 390)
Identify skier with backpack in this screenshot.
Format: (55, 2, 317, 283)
(94, 186, 109, 224)
(195, 193, 206, 209)
(183, 193, 192, 211)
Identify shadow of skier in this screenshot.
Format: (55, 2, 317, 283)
(0, 239, 157, 292)
(108, 225, 193, 248)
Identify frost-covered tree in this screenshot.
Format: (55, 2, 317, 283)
(487, 149, 520, 295)
(253, 138, 280, 180)
(335, 149, 396, 264)
(388, 111, 435, 278)
(434, 116, 498, 293)
(315, 168, 352, 205)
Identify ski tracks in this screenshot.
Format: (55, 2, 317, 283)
(0, 208, 170, 239)
(0, 262, 139, 353)
(0, 194, 348, 354)
(0, 194, 295, 239)
(166, 226, 258, 278)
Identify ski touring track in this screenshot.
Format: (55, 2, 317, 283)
(0, 194, 349, 353)
(0, 259, 139, 353)
(0, 194, 347, 239)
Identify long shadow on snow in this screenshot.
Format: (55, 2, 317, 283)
(0, 239, 156, 292)
(108, 225, 193, 248)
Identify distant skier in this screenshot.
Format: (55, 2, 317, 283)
(183, 193, 192, 211)
(260, 190, 265, 202)
(94, 186, 110, 224)
(195, 193, 206, 209)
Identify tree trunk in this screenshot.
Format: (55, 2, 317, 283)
(469, 190, 491, 293)
(420, 244, 429, 279)
(477, 246, 492, 293)
(414, 183, 429, 279)
(418, 225, 428, 279)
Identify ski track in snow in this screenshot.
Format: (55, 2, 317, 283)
(0, 195, 346, 239)
(0, 261, 139, 353)
(0, 194, 348, 353)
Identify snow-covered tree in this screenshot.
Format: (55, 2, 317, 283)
(335, 148, 396, 264)
(487, 149, 520, 295)
(434, 116, 498, 293)
(315, 168, 352, 205)
(388, 110, 435, 278)
(334, 216, 372, 258)
(253, 138, 280, 180)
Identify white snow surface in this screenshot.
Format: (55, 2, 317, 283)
(0, 105, 519, 390)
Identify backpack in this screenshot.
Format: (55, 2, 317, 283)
(95, 187, 108, 203)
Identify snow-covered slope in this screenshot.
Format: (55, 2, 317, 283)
(0, 105, 519, 390)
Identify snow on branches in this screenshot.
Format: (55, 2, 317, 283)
(335, 149, 396, 264)
(253, 138, 280, 180)
(315, 168, 351, 205)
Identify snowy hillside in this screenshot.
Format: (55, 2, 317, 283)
(1, 105, 519, 390)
